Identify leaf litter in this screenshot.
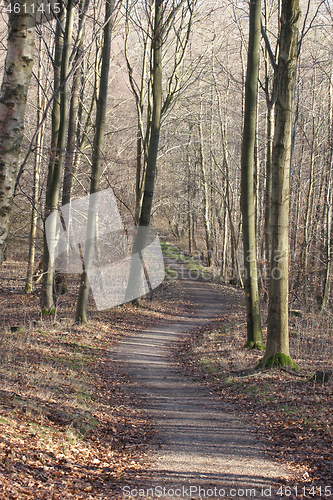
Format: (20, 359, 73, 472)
(1, 257, 333, 498)
(0, 259, 187, 499)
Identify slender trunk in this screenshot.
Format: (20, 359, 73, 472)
(321, 70, 333, 312)
(263, 0, 278, 269)
(138, 0, 162, 229)
(221, 202, 228, 279)
(222, 146, 243, 286)
(62, 6, 86, 206)
(186, 129, 192, 253)
(265, 103, 274, 263)
(75, 0, 114, 323)
(321, 144, 333, 312)
(302, 78, 316, 306)
(41, 6, 66, 311)
(135, 38, 149, 224)
(124, 0, 163, 303)
(58, 1, 87, 294)
(302, 135, 315, 305)
(135, 118, 143, 225)
(199, 96, 213, 266)
(240, 0, 263, 349)
(262, 0, 300, 367)
(26, 35, 45, 292)
(0, 5, 36, 263)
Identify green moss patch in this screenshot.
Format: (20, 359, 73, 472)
(262, 352, 299, 370)
(244, 340, 265, 351)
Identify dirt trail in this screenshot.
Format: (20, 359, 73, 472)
(115, 260, 291, 499)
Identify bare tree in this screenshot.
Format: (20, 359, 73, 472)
(25, 33, 46, 292)
(240, 0, 263, 349)
(0, 3, 36, 264)
(75, 0, 115, 323)
(124, 0, 196, 226)
(41, 0, 75, 312)
(261, 0, 301, 368)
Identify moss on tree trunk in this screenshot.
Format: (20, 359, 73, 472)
(259, 352, 299, 370)
(261, 0, 300, 367)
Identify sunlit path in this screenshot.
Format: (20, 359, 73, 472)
(114, 259, 290, 499)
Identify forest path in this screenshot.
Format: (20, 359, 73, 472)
(115, 259, 290, 499)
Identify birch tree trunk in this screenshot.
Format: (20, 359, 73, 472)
(0, 3, 36, 264)
(240, 0, 263, 349)
(262, 0, 300, 368)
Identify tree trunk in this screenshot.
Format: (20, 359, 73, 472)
(240, 0, 263, 349)
(135, 39, 149, 225)
(75, 0, 115, 323)
(302, 77, 316, 306)
(265, 102, 274, 264)
(58, 0, 87, 295)
(262, 0, 278, 275)
(0, 4, 36, 264)
(199, 95, 213, 266)
(41, 4, 70, 313)
(262, 0, 300, 368)
(62, 4, 86, 207)
(26, 34, 45, 292)
(124, 0, 163, 303)
(138, 0, 162, 229)
(321, 140, 333, 312)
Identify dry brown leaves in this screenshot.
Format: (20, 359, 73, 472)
(0, 259, 186, 499)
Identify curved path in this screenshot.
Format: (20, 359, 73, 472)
(115, 260, 290, 499)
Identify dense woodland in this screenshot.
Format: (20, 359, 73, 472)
(0, 0, 332, 367)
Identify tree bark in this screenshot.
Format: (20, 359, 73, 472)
(0, 3, 36, 264)
(41, 4, 70, 313)
(240, 0, 263, 349)
(124, 0, 163, 303)
(262, 0, 300, 368)
(138, 0, 162, 229)
(26, 34, 45, 292)
(265, 102, 274, 263)
(199, 94, 213, 266)
(58, 0, 87, 295)
(62, 2, 86, 207)
(321, 120, 333, 312)
(75, 0, 115, 323)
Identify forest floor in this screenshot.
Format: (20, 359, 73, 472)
(0, 249, 332, 499)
